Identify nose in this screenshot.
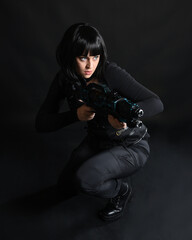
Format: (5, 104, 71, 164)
(86, 59, 92, 69)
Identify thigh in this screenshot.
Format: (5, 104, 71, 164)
(77, 139, 150, 184)
(58, 135, 98, 186)
(67, 136, 98, 169)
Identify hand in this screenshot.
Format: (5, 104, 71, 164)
(108, 114, 127, 129)
(77, 104, 95, 121)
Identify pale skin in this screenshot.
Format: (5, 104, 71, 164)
(75, 52, 127, 130)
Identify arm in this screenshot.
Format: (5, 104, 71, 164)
(104, 62, 164, 118)
(35, 72, 79, 132)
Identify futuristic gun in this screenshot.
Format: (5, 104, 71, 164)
(78, 83, 144, 128)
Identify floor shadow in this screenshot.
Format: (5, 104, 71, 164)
(0, 185, 76, 215)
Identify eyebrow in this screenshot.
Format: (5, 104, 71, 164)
(79, 55, 99, 57)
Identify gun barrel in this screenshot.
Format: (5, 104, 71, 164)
(135, 109, 144, 118)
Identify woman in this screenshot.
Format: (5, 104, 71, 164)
(35, 23, 163, 221)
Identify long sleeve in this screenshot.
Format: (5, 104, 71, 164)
(35, 71, 79, 132)
(104, 62, 164, 117)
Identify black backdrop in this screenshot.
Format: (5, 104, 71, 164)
(1, 0, 192, 238)
(1, 0, 192, 198)
(1, 0, 192, 134)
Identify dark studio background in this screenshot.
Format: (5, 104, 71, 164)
(1, 0, 192, 240)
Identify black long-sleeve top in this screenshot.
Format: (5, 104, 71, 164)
(35, 62, 164, 136)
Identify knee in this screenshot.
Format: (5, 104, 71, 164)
(75, 165, 102, 195)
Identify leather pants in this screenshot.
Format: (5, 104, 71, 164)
(58, 132, 150, 199)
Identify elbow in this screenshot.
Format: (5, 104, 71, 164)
(142, 97, 164, 117)
(35, 112, 58, 133)
(158, 99, 164, 113)
(152, 97, 164, 116)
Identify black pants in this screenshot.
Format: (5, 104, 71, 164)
(58, 133, 150, 199)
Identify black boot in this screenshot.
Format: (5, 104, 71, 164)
(99, 182, 132, 221)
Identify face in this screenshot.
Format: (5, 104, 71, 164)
(75, 52, 100, 79)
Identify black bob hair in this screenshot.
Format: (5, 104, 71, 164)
(56, 23, 108, 81)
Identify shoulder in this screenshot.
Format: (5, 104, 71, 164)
(54, 69, 66, 86)
(104, 61, 132, 79)
(104, 61, 135, 88)
(104, 61, 120, 73)
(47, 69, 71, 98)
(51, 69, 72, 91)
(105, 61, 129, 71)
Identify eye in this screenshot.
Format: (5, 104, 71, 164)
(79, 56, 87, 61)
(93, 55, 99, 60)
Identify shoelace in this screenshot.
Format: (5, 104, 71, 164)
(111, 195, 121, 208)
(111, 184, 129, 207)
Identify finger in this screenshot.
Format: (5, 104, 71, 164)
(86, 112, 95, 117)
(86, 106, 96, 112)
(120, 122, 127, 128)
(87, 113, 95, 120)
(108, 114, 115, 119)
